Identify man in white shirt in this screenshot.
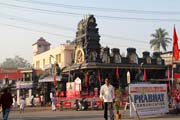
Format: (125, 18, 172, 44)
(100, 77, 115, 120)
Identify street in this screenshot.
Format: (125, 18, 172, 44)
(6, 108, 180, 120)
(9, 110, 102, 120)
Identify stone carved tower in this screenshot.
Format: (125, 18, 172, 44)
(74, 15, 101, 64)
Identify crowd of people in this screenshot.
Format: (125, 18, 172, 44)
(0, 78, 180, 120)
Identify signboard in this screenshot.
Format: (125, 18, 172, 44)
(16, 81, 33, 89)
(74, 77, 81, 96)
(39, 76, 61, 82)
(66, 82, 75, 98)
(129, 84, 169, 117)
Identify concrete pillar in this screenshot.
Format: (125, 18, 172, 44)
(30, 73, 32, 81)
(17, 89, 20, 105)
(29, 89, 32, 98)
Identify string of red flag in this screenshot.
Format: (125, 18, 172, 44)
(173, 25, 179, 61)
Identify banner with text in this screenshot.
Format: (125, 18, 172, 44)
(129, 84, 169, 117)
(66, 82, 75, 98)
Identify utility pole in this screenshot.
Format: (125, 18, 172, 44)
(50, 55, 57, 95)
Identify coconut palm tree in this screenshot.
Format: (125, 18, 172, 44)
(150, 28, 172, 52)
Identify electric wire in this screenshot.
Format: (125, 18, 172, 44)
(0, 2, 180, 22)
(13, 0, 180, 15)
(0, 22, 74, 38)
(0, 1, 171, 50)
(0, 12, 148, 44)
(0, 12, 75, 31)
(0, 21, 150, 50)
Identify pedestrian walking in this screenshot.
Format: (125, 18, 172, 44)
(51, 96, 56, 111)
(12, 95, 17, 111)
(30, 95, 34, 107)
(19, 97, 25, 113)
(0, 88, 13, 120)
(100, 77, 115, 120)
(40, 95, 44, 106)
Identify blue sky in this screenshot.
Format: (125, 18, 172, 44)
(0, 0, 180, 63)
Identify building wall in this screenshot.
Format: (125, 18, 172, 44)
(161, 52, 172, 65)
(32, 44, 38, 56)
(161, 51, 180, 65)
(32, 44, 75, 70)
(32, 44, 50, 56)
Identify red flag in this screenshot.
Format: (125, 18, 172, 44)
(168, 67, 170, 80)
(173, 25, 179, 61)
(98, 70, 101, 83)
(54, 73, 56, 87)
(85, 73, 89, 87)
(116, 67, 119, 80)
(144, 69, 147, 81)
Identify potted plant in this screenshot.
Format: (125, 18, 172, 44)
(114, 101, 120, 119)
(114, 87, 122, 119)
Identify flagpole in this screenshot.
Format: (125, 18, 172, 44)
(171, 60, 174, 90)
(171, 36, 174, 90)
(167, 66, 171, 91)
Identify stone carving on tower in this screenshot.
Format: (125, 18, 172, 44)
(101, 47, 111, 64)
(111, 48, 121, 63)
(74, 15, 101, 64)
(143, 51, 151, 64)
(126, 48, 139, 64)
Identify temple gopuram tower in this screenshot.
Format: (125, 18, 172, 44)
(74, 15, 101, 64)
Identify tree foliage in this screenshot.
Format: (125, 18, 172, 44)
(0, 55, 31, 68)
(150, 28, 172, 52)
(66, 40, 75, 45)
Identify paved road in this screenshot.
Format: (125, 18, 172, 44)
(6, 108, 180, 120)
(9, 110, 103, 120)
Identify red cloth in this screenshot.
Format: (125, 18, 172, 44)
(173, 25, 179, 61)
(39, 97, 41, 103)
(116, 67, 119, 80)
(168, 67, 170, 80)
(144, 69, 146, 81)
(98, 70, 101, 83)
(0, 92, 13, 109)
(175, 94, 180, 103)
(85, 73, 89, 87)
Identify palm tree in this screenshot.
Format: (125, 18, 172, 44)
(150, 28, 172, 52)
